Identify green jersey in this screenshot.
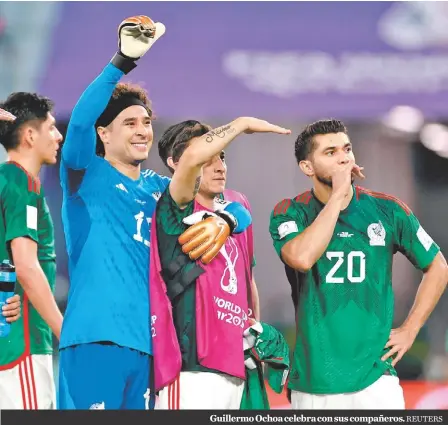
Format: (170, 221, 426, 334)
(269, 185, 439, 394)
(0, 162, 56, 368)
(155, 188, 211, 373)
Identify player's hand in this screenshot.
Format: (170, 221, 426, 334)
(118, 15, 166, 59)
(236, 117, 291, 135)
(179, 212, 230, 265)
(381, 325, 418, 367)
(351, 164, 365, 180)
(0, 108, 16, 122)
(2, 294, 21, 323)
(331, 161, 365, 201)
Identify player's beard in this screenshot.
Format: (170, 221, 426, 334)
(316, 173, 355, 188)
(316, 174, 333, 188)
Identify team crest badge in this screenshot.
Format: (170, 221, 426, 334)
(367, 221, 386, 246)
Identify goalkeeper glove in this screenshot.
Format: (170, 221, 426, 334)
(178, 201, 252, 265)
(111, 15, 166, 74)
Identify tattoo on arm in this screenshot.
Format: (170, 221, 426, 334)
(205, 124, 236, 143)
(193, 176, 201, 197)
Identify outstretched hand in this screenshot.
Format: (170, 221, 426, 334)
(238, 117, 291, 135)
(0, 108, 16, 122)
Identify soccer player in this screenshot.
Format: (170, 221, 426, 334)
(0, 94, 64, 410)
(269, 119, 448, 409)
(58, 16, 252, 410)
(154, 117, 290, 409)
(0, 107, 24, 329)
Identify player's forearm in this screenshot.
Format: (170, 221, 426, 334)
(251, 277, 261, 321)
(282, 196, 343, 272)
(402, 253, 448, 334)
(16, 265, 63, 340)
(69, 63, 124, 128)
(182, 119, 246, 166)
(170, 119, 246, 207)
(62, 63, 124, 169)
(184, 116, 289, 165)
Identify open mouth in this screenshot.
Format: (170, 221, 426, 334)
(131, 143, 148, 152)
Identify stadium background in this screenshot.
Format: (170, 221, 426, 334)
(0, 1, 447, 409)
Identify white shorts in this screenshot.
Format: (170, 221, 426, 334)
(0, 354, 55, 410)
(156, 371, 244, 409)
(291, 375, 405, 410)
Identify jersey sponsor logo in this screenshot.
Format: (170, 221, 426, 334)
(337, 231, 353, 238)
(26, 205, 37, 230)
(115, 183, 128, 193)
(89, 401, 105, 409)
(220, 238, 239, 294)
(367, 221, 386, 246)
(278, 221, 298, 239)
(417, 226, 434, 251)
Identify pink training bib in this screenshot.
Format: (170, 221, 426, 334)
(150, 190, 254, 389)
(195, 190, 254, 379)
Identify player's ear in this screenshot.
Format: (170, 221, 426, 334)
(167, 156, 177, 171)
(97, 126, 109, 144)
(299, 159, 314, 178)
(22, 124, 37, 148)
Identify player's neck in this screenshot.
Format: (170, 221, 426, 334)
(7, 152, 42, 179)
(106, 157, 141, 181)
(313, 182, 353, 210)
(196, 192, 215, 210)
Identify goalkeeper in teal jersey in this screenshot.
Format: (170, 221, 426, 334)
(269, 119, 448, 410)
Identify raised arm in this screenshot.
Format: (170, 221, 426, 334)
(170, 117, 290, 208)
(61, 64, 125, 170)
(280, 161, 361, 272)
(62, 15, 165, 170)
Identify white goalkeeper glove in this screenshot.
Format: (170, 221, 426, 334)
(118, 15, 165, 59)
(111, 15, 165, 74)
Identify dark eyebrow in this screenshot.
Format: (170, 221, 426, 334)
(123, 116, 151, 124)
(323, 142, 351, 153)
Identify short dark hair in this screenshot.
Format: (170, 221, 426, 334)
(294, 119, 347, 163)
(158, 120, 212, 173)
(0, 92, 54, 151)
(95, 82, 153, 157)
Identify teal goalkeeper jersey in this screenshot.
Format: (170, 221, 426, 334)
(269, 186, 440, 394)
